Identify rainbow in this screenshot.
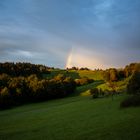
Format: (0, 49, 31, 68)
(65, 47, 73, 68)
(65, 46, 104, 69)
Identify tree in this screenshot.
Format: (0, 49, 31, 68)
(109, 69, 118, 82)
(103, 68, 118, 82)
(0, 87, 10, 97)
(75, 77, 94, 86)
(54, 74, 65, 81)
(124, 63, 140, 77)
(0, 87, 12, 109)
(127, 71, 140, 95)
(103, 70, 110, 82)
(0, 73, 10, 87)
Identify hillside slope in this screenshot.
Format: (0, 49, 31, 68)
(0, 95, 140, 140)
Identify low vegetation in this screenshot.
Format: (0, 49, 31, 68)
(75, 77, 94, 86)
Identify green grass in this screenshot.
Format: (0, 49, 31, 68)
(78, 70, 104, 80)
(75, 80, 104, 95)
(0, 94, 140, 140)
(43, 69, 81, 79)
(43, 69, 103, 80)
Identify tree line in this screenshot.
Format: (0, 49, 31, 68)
(103, 63, 140, 82)
(0, 62, 50, 77)
(89, 62, 140, 107)
(0, 73, 76, 109)
(0, 62, 77, 109)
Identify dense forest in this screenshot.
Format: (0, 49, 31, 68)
(0, 62, 140, 109)
(0, 63, 77, 109)
(0, 62, 50, 76)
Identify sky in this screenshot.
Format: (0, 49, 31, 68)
(0, 0, 140, 69)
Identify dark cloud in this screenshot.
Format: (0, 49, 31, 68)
(0, 0, 140, 68)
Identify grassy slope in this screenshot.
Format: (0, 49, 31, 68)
(78, 70, 103, 80)
(75, 80, 104, 96)
(44, 69, 103, 80)
(0, 71, 139, 140)
(0, 94, 140, 140)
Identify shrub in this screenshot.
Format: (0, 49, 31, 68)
(127, 71, 140, 95)
(0, 87, 10, 97)
(120, 95, 140, 108)
(75, 77, 94, 86)
(99, 88, 105, 97)
(0, 73, 10, 87)
(120, 71, 140, 108)
(0, 87, 13, 109)
(90, 88, 99, 98)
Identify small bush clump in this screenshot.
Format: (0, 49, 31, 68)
(75, 77, 94, 86)
(90, 88, 99, 98)
(127, 71, 140, 95)
(120, 95, 140, 108)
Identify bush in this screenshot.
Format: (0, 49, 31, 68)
(120, 70, 140, 108)
(0, 87, 10, 97)
(75, 77, 94, 86)
(0, 73, 10, 87)
(0, 87, 13, 109)
(127, 71, 140, 95)
(90, 88, 99, 98)
(120, 95, 140, 108)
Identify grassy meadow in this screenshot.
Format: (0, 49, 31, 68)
(0, 94, 140, 140)
(44, 69, 104, 80)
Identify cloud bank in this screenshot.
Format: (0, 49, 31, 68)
(0, 0, 140, 68)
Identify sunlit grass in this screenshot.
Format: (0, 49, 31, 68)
(44, 69, 104, 80)
(97, 77, 130, 92)
(78, 70, 104, 80)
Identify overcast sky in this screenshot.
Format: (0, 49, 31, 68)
(0, 0, 140, 69)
